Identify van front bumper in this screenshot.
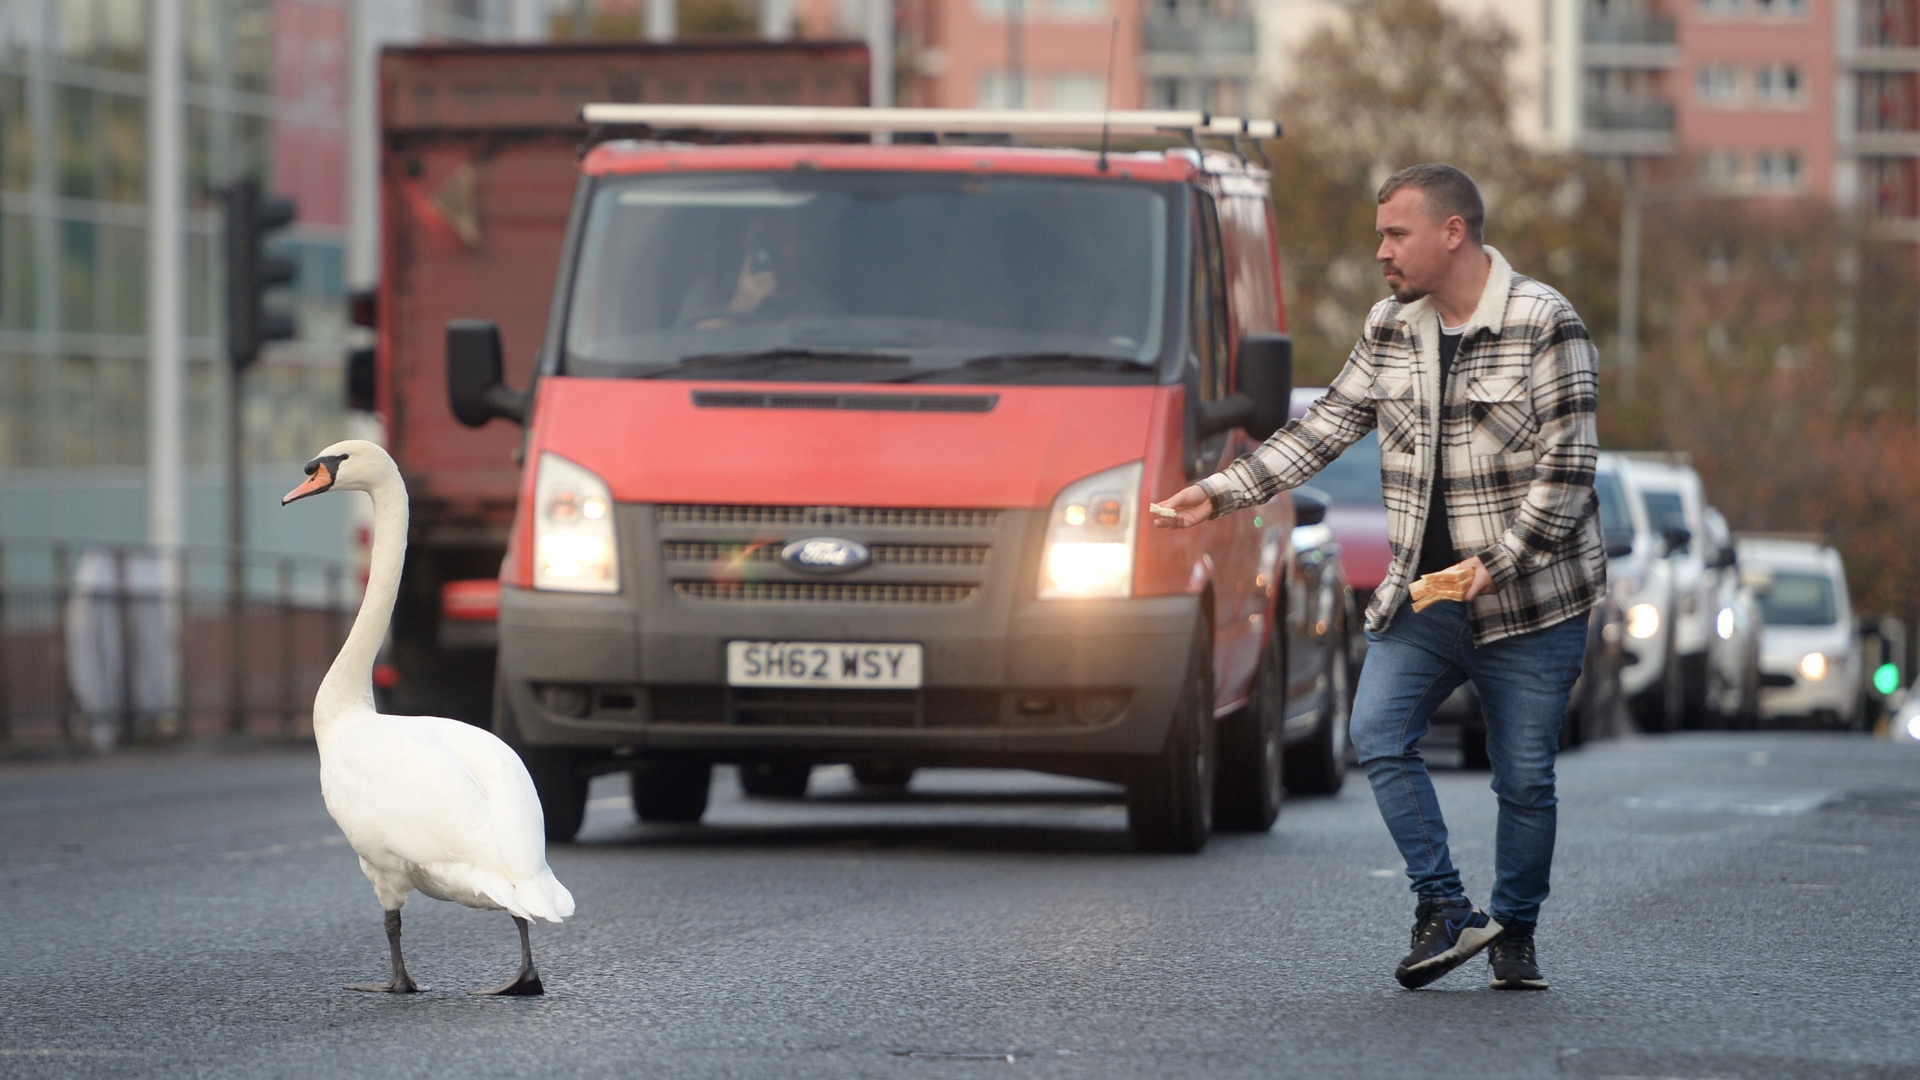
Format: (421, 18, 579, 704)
(496, 583, 1200, 768)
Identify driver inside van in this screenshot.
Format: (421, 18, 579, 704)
(678, 215, 826, 329)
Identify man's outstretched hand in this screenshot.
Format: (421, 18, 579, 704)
(1150, 485, 1214, 530)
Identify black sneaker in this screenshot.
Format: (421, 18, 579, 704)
(1487, 921, 1548, 990)
(1393, 899, 1502, 990)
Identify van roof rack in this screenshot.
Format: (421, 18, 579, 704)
(577, 104, 1278, 163)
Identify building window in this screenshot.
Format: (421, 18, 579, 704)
(975, 71, 1030, 108)
(1050, 74, 1106, 110)
(1696, 0, 1742, 19)
(1695, 65, 1743, 105)
(1699, 151, 1744, 190)
(1753, 64, 1804, 105)
(1753, 0, 1808, 17)
(1150, 77, 1189, 110)
(1754, 150, 1803, 190)
(1048, 0, 1108, 17)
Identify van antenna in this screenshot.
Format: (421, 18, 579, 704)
(1096, 16, 1117, 172)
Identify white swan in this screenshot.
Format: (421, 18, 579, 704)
(283, 439, 574, 995)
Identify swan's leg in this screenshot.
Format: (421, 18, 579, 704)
(347, 909, 424, 993)
(470, 915, 544, 996)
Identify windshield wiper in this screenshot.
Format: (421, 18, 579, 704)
(885, 351, 1155, 383)
(639, 348, 909, 377)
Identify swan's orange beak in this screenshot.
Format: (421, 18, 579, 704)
(282, 461, 334, 505)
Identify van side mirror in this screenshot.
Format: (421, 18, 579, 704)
(447, 320, 528, 427)
(1606, 538, 1634, 559)
(1291, 485, 1329, 527)
(1709, 543, 1736, 569)
(1661, 525, 1692, 556)
(1234, 333, 1293, 441)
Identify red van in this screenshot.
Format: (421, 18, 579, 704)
(447, 106, 1353, 852)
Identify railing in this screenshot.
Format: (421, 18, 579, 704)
(0, 540, 357, 750)
(1583, 15, 1678, 45)
(1584, 98, 1677, 132)
(1141, 16, 1258, 56)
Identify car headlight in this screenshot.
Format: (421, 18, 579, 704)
(1798, 652, 1827, 681)
(1907, 710, 1920, 742)
(533, 452, 618, 593)
(1716, 607, 1735, 640)
(1627, 603, 1660, 639)
(1039, 461, 1141, 599)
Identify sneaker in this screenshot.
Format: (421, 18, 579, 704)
(1393, 899, 1503, 990)
(1487, 922, 1548, 990)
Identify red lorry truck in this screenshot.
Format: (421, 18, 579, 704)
(430, 103, 1358, 853)
(359, 42, 871, 726)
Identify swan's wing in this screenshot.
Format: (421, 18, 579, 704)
(325, 719, 501, 868)
(422, 717, 551, 880)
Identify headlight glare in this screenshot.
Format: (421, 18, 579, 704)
(1798, 652, 1827, 681)
(1039, 462, 1142, 599)
(1716, 607, 1735, 640)
(533, 453, 619, 593)
(1627, 603, 1661, 639)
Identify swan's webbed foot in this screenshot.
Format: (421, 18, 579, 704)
(469, 915, 545, 997)
(348, 909, 426, 994)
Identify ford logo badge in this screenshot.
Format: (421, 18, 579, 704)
(781, 537, 871, 574)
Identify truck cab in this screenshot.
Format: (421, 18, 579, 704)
(448, 106, 1351, 852)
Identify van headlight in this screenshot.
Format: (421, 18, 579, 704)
(533, 452, 618, 593)
(1798, 652, 1827, 681)
(1627, 603, 1660, 639)
(1039, 462, 1142, 599)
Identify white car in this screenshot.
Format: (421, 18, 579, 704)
(1701, 506, 1762, 726)
(1596, 454, 1680, 729)
(1738, 536, 1864, 729)
(1620, 455, 1737, 726)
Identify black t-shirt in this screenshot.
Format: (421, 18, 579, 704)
(1414, 327, 1464, 578)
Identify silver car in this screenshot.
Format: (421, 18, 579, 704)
(1739, 536, 1865, 729)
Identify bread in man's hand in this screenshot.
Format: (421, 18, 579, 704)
(1407, 563, 1478, 613)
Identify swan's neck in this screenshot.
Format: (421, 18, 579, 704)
(314, 478, 408, 742)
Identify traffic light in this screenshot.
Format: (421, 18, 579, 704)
(223, 179, 298, 369)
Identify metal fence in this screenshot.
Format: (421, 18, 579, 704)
(0, 540, 356, 750)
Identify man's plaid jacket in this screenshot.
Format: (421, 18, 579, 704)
(1199, 246, 1606, 645)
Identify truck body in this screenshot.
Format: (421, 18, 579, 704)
(444, 109, 1358, 852)
(368, 43, 871, 722)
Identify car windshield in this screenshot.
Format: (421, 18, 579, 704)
(1642, 490, 1687, 535)
(1595, 472, 1635, 552)
(1757, 571, 1839, 627)
(564, 171, 1171, 383)
(1309, 431, 1384, 508)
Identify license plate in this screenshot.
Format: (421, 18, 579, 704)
(726, 641, 923, 689)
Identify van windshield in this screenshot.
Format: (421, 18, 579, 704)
(1757, 571, 1839, 627)
(564, 171, 1171, 383)
(1642, 490, 1687, 535)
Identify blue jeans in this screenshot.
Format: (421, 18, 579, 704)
(1351, 600, 1588, 927)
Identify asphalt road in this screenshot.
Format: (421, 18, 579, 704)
(3, 732, 1917, 1079)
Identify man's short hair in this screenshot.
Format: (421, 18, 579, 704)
(1377, 164, 1485, 245)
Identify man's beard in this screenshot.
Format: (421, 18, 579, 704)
(1383, 264, 1426, 304)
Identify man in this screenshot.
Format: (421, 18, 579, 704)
(1155, 163, 1604, 991)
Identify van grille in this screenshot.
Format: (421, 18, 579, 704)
(673, 581, 978, 604)
(662, 541, 989, 566)
(658, 505, 999, 529)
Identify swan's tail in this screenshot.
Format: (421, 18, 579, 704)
(499, 867, 574, 924)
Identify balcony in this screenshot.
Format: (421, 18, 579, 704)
(1578, 97, 1677, 155)
(1583, 15, 1679, 69)
(1142, 15, 1258, 69)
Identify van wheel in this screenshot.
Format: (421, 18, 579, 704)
(493, 675, 588, 842)
(739, 761, 811, 799)
(1284, 621, 1352, 796)
(1215, 622, 1284, 831)
(631, 756, 712, 823)
(1128, 615, 1215, 853)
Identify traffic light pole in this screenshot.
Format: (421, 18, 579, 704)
(228, 353, 246, 732)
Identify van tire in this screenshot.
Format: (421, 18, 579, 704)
(1284, 618, 1352, 796)
(852, 762, 915, 792)
(493, 675, 588, 843)
(1128, 616, 1215, 854)
(1215, 622, 1285, 831)
(739, 761, 811, 799)
(631, 756, 712, 823)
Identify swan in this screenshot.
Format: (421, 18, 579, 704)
(282, 439, 574, 995)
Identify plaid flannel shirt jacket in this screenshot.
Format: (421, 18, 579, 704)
(1198, 247, 1606, 645)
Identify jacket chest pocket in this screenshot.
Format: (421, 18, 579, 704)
(1369, 372, 1419, 454)
(1465, 373, 1536, 457)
